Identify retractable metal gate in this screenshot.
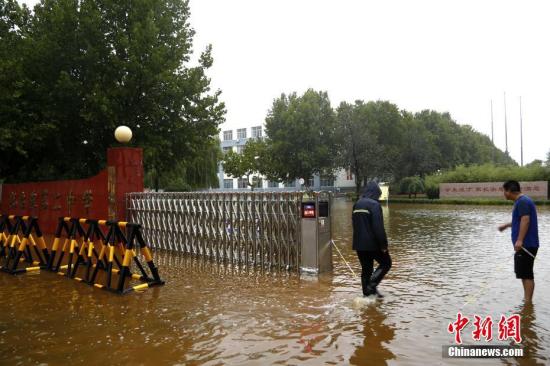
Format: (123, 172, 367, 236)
(126, 192, 303, 271)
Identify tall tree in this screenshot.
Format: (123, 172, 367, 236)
(397, 112, 440, 179)
(1, 0, 225, 187)
(336, 100, 404, 191)
(336, 101, 382, 193)
(0, 1, 42, 180)
(263, 89, 337, 186)
(144, 136, 221, 191)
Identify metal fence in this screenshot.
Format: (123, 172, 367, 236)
(126, 192, 303, 271)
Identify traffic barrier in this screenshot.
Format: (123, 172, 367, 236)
(0, 215, 50, 274)
(46, 217, 109, 277)
(1, 214, 164, 294)
(48, 217, 164, 294)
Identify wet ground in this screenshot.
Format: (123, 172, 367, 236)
(1, 199, 549, 365)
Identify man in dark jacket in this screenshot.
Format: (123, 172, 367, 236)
(352, 181, 392, 297)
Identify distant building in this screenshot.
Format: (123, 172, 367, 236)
(217, 126, 356, 192)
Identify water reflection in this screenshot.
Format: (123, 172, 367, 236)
(350, 305, 396, 366)
(501, 302, 548, 366)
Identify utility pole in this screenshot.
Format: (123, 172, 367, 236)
(519, 96, 524, 166)
(491, 99, 495, 164)
(504, 92, 508, 155)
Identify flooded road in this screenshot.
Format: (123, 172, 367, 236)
(1, 200, 549, 365)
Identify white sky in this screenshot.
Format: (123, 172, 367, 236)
(20, 0, 550, 164)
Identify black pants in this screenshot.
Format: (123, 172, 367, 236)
(356, 250, 392, 296)
(514, 247, 538, 279)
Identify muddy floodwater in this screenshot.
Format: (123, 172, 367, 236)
(1, 200, 549, 365)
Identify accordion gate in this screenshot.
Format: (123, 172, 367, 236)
(126, 192, 303, 272)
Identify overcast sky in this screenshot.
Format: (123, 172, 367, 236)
(20, 0, 550, 164)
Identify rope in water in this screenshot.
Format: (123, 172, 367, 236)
(461, 247, 537, 308)
(330, 239, 358, 279)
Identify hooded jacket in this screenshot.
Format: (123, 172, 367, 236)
(352, 181, 388, 251)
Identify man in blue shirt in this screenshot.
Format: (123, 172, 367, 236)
(498, 180, 539, 303)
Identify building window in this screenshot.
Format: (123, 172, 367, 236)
(251, 126, 262, 138)
(224, 179, 234, 189)
(307, 177, 314, 187)
(268, 181, 279, 188)
(320, 175, 334, 187)
(222, 146, 232, 154)
(284, 180, 295, 188)
(223, 130, 233, 141)
(236, 145, 244, 154)
(237, 128, 247, 139)
(238, 177, 248, 188)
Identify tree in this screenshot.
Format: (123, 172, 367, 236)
(336, 101, 382, 193)
(399, 176, 425, 198)
(336, 100, 404, 192)
(0, 1, 41, 180)
(525, 159, 543, 167)
(263, 89, 338, 186)
(412, 110, 514, 168)
(546, 149, 550, 167)
(144, 137, 221, 191)
(0, 0, 225, 189)
(397, 112, 440, 179)
(223, 139, 267, 190)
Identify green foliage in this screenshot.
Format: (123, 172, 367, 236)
(525, 159, 543, 167)
(222, 139, 268, 190)
(425, 184, 440, 199)
(144, 137, 221, 191)
(0, 0, 225, 188)
(411, 110, 513, 169)
(399, 176, 425, 198)
(335, 100, 402, 192)
(263, 89, 338, 185)
(426, 164, 550, 184)
(336, 105, 515, 192)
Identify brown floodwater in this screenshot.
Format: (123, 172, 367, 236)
(1, 199, 549, 365)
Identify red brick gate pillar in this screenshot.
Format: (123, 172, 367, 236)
(107, 147, 144, 221)
(0, 147, 144, 234)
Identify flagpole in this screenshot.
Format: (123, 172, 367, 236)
(519, 96, 523, 166)
(504, 92, 508, 155)
(491, 99, 495, 164)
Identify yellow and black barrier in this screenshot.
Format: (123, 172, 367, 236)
(1, 214, 164, 293)
(46, 216, 164, 294)
(0, 215, 50, 275)
(88, 220, 164, 294)
(46, 217, 111, 276)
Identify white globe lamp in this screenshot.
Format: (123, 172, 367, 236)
(114, 125, 133, 143)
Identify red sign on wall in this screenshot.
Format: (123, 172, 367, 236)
(0, 148, 143, 234)
(440, 181, 548, 199)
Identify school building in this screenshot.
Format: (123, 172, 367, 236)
(217, 126, 356, 192)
